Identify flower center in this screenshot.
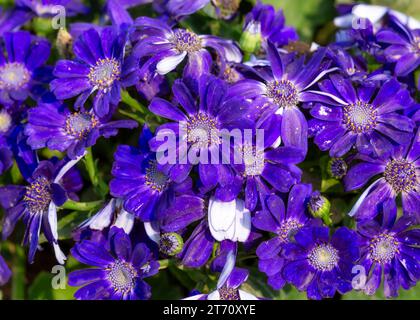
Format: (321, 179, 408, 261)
(212, 0, 240, 18)
(107, 260, 137, 294)
(24, 176, 52, 214)
(88, 57, 121, 91)
(370, 233, 399, 264)
(186, 113, 220, 148)
(0, 62, 31, 90)
(384, 159, 417, 193)
(172, 29, 202, 53)
(278, 219, 303, 242)
(218, 286, 240, 300)
(343, 101, 377, 133)
(328, 158, 347, 179)
(223, 65, 240, 83)
(145, 160, 169, 192)
(308, 243, 339, 271)
(159, 232, 184, 256)
(65, 112, 99, 139)
(241, 144, 265, 176)
(266, 80, 299, 108)
(0, 109, 12, 133)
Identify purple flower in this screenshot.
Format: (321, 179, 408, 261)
(0, 158, 83, 264)
(357, 199, 420, 298)
(229, 42, 334, 152)
(253, 184, 321, 289)
(345, 128, 419, 221)
(0, 254, 11, 286)
(243, 1, 298, 48)
(106, 0, 153, 27)
(50, 27, 139, 118)
(377, 15, 420, 77)
(68, 227, 159, 300)
(25, 94, 137, 159)
(147, 75, 252, 197)
(153, 0, 210, 21)
(309, 77, 415, 158)
(0, 31, 51, 105)
(282, 226, 359, 300)
(0, 108, 14, 174)
(110, 125, 192, 221)
(132, 17, 241, 89)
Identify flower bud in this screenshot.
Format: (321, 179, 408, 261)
(159, 232, 184, 256)
(240, 21, 262, 54)
(308, 192, 332, 225)
(327, 157, 348, 179)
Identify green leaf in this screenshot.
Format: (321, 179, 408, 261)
(28, 272, 78, 300)
(11, 245, 26, 300)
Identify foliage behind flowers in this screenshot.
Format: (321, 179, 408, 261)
(0, 0, 419, 300)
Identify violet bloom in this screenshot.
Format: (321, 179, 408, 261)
(253, 184, 321, 289)
(0, 158, 83, 263)
(345, 129, 419, 221)
(110, 125, 192, 222)
(132, 17, 241, 88)
(377, 15, 420, 77)
(0, 31, 51, 105)
(0, 254, 11, 286)
(51, 27, 139, 118)
(282, 226, 359, 300)
(357, 199, 420, 298)
(69, 227, 159, 300)
(0, 108, 14, 174)
(229, 42, 334, 152)
(148, 75, 251, 196)
(242, 1, 298, 49)
(25, 95, 137, 159)
(309, 77, 415, 158)
(232, 121, 304, 211)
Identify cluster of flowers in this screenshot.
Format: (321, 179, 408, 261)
(0, 0, 419, 300)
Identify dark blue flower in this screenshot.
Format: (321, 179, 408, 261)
(132, 17, 241, 90)
(25, 94, 137, 159)
(51, 26, 139, 118)
(345, 128, 419, 222)
(309, 77, 415, 159)
(282, 226, 359, 300)
(68, 227, 159, 300)
(229, 42, 335, 153)
(0, 31, 51, 105)
(253, 184, 321, 289)
(0, 158, 83, 263)
(110, 125, 192, 221)
(357, 198, 420, 298)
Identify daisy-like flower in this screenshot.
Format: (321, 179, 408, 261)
(282, 226, 359, 300)
(345, 128, 419, 221)
(110, 125, 192, 221)
(0, 254, 11, 286)
(232, 120, 305, 211)
(253, 184, 321, 289)
(68, 227, 159, 300)
(148, 75, 251, 197)
(50, 26, 139, 118)
(25, 94, 137, 159)
(132, 17, 241, 88)
(309, 77, 415, 158)
(0, 31, 51, 105)
(0, 157, 83, 264)
(229, 41, 335, 152)
(357, 199, 420, 298)
(377, 14, 420, 77)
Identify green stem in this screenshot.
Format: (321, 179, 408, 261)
(61, 199, 103, 211)
(11, 244, 25, 300)
(158, 259, 170, 270)
(121, 90, 147, 114)
(84, 147, 109, 196)
(119, 109, 145, 124)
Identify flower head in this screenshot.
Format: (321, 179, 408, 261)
(69, 227, 159, 300)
